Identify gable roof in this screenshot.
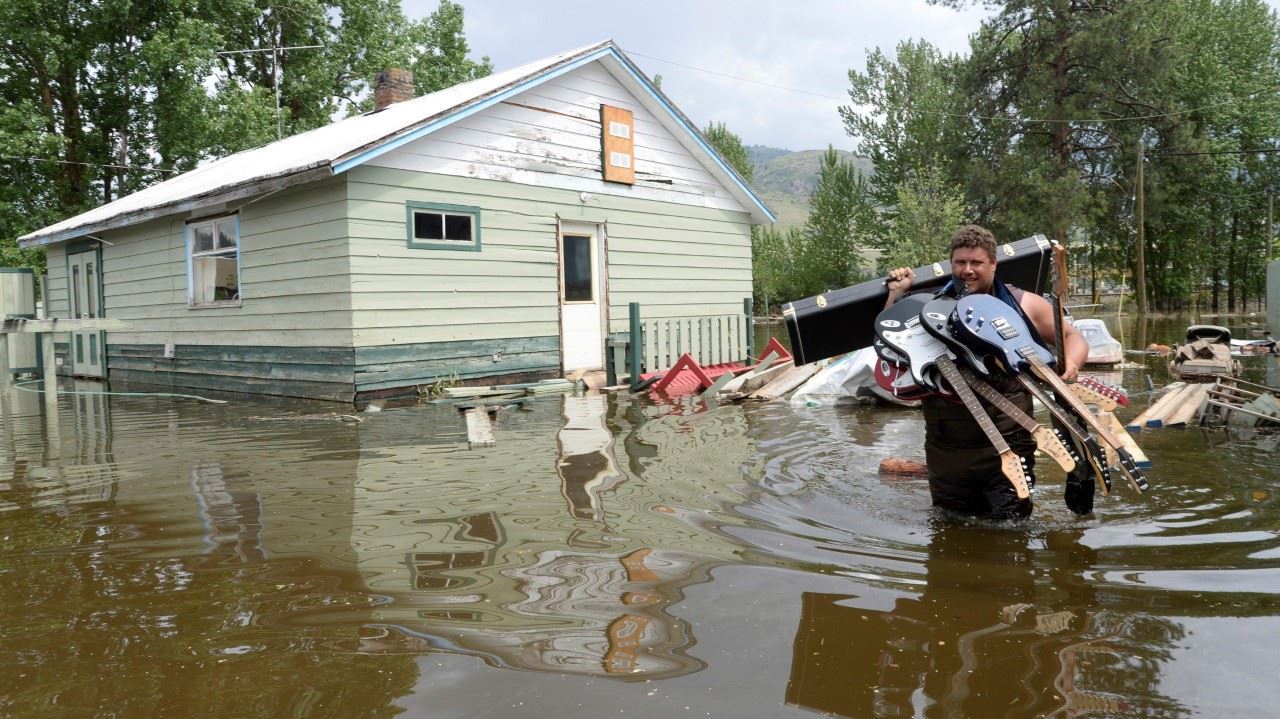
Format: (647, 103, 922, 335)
(20, 40, 773, 248)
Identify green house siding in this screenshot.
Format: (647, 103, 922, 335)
(44, 179, 358, 398)
(43, 166, 753, 401)
(344, 166, 754, 346)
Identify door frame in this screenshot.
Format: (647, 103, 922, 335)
(65, 241, 106, 379)
(557, 220, 608, 373)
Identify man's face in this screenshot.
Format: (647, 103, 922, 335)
(951, 246, 997, 294)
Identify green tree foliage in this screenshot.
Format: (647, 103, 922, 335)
(838, 0, 1280, 310)
(883, 166, 967, 269)
(841, 40, 961, 213)
(797, 146, 876, 295)
(0, 0, 489, 276)
(702, 121, 754, 183)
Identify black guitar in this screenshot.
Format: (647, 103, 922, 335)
(919, 296, 991, 377)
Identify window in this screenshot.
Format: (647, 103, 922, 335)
(562, 234, 593, 302)
(187, 215, 240, 306)
(406, 202, 481, 251)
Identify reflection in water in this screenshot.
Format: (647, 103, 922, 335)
(2, 347, 1279, 717)
(786, 526, 1186, 718)
(343, 393, 748, 679)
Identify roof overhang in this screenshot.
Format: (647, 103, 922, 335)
(20, 40, 773, 248)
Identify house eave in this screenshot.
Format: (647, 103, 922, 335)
(19, 166, 334, 248)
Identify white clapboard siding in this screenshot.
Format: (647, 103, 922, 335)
(53, 178, 359, 348)
(345, 165, 752, 347)
(364, 62, 747, 214)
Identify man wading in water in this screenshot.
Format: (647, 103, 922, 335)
(884, 225, 1089, 519)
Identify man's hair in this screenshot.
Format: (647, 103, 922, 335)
(950, 224, 997, 260)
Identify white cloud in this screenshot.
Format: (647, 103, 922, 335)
(404, 0, 1280, 151)
(403, 0, 989, 150)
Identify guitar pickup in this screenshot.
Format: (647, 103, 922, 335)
(991, 318, 1019, 340)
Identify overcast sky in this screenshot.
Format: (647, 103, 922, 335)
(401, 0, 991, 152)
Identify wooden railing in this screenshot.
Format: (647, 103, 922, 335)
(606, 299, 754, 390)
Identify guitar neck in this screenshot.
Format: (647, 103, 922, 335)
(935, 356, 1010, 454)
(1013, 372, 1111, 496)
(1025, 356, 1121, 448)
(1052, 243, 1069, 367)
(959, 367, 1038, 434)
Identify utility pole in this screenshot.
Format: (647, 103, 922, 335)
(1135, 138, 1147, 316)
(1268, 190, 1274, 258)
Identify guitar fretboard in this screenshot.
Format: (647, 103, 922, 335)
(936, 356, 1009, 454)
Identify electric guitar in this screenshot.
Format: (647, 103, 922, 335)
(919, 296, 991, 377)
(951, 294, 1149, 494)
(875, 301, 1030, 499)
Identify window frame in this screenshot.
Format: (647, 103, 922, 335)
(405, 201, 482, 252)
(185, 214, 241, 309)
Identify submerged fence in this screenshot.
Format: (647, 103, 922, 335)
(606, 299, 754, 390)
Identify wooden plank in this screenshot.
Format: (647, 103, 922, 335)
(1105, 411, 1151, 468)
(1165, 384, 1211, 427)
(464, 407, 496, 447)
(600, 104, 635, 185)
(719, 353, 786, 395)
(1, 318, 127, 334)
(747, 361, 819, 401)
(1145, 384, 1198, 428)
(1126, 382, 1188, 429)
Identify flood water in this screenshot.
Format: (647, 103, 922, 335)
(3, 315, 1279, 718)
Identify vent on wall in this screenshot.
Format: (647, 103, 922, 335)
(600, 105, 635, 185)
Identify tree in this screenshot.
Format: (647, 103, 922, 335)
(840, 39, 961, 213)
(799, 146, 876, 294)
(882, 166, 967, 269)
(0, 0, 491, 275)
(702, 121, 754, 183)
(410, 0, 493, 94)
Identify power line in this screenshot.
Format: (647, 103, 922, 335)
(0, 154, 179, 174)
(1148, 147, 1280, 157)
(629, 49, 1275, 125)
(216, 44, 324, 56)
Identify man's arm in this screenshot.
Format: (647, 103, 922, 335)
(1020, 292, 1087, 381)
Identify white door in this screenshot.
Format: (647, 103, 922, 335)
(68, 250, 105, 378)
(559, 223, 605, 371)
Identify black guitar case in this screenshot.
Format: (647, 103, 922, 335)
(783, 234, 1053, 365)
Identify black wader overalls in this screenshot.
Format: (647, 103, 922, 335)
(922, 284, 1035, 519)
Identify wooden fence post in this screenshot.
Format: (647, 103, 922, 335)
(744, 297, 754, 363)
(628, 302, 642, 392)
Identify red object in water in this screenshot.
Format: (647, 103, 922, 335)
(645, 337, 792, 397)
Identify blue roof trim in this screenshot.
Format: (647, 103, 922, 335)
(333, 45, 775, 223)
(333, 48, 614, 175)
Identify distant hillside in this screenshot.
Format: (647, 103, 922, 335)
(745, 146, 874, 229)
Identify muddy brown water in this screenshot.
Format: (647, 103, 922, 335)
(2, 316, 1278, 718)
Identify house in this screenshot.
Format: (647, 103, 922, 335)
(19, 40, 774, 403)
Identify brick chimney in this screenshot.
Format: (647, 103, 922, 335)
(374, 68, 414, 111)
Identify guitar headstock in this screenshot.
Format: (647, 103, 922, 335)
(1067, 381, 1118, 411)
(1117, 450, 1150, 493)
(1076, 376, 1130, 407)
(1051, 241, 1069, 298)
(1081, 437, 1113, 493)
(1000, 451, 1031, 499)
(1054, 428, 1082, 462)
(1032, 426, 1077, 472)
